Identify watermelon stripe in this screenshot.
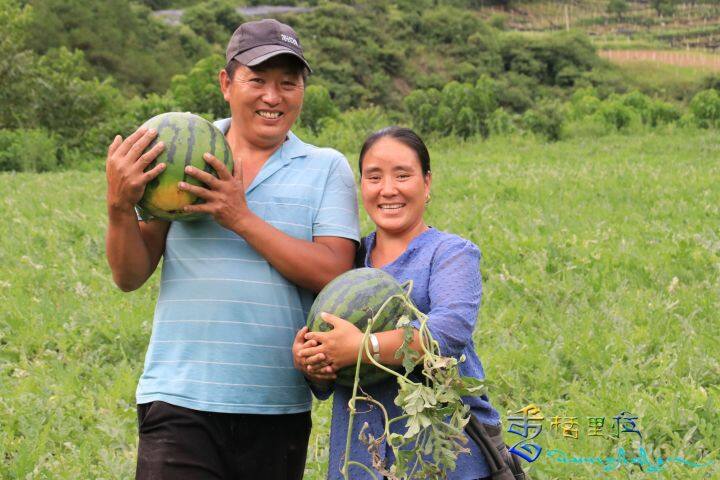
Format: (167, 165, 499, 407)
(223, 136, 231, 169)
(306, 268, 413, 387)
(203, 118, 216, 176)
(323, 273, 390, 319)
(182, 115, 196, 184)
(156, 114, 178, 164)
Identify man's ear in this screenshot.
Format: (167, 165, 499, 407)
(219, 69, 231, 101)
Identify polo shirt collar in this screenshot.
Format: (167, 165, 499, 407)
(213, 118, 310, 194)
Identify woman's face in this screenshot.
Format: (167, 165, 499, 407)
(360, 137, 431, 236)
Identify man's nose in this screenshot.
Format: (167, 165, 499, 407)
(261, 83, 281, 105)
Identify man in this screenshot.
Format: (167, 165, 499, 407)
(105, 19, 359, 480)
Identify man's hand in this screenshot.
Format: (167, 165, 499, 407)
(300, 313, 364, 371)
(179, 153, 252, 230)
(292, 326, 336, 384)
(106, 127, 166, 212)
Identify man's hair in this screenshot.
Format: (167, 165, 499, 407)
(224, 55, 309, 84)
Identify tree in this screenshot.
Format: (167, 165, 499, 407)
(299, 85, 339, 134)
(606, 0, 629, 20)
(182, 0, 244, 45)
(170, 54, 228, 119)
(651, 0, 677, 17)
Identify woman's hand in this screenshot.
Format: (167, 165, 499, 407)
(300, 313, 365, 370)
(292, 327, 336, 384)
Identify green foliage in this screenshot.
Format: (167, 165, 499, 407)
(0, 42, 123, 150)
(651, 0, 678, 17)
(487, 108, 518, 136)
(521, 99, 565, 141)
(86, 93, 180, 161)
(182, 0, 244, 45)
(567, 89, 681, 134)
(170, 54, 227, 119)
(689, 89, 720, 128)
(304, 107, 391, 155)
(290, 2, 406, 109)
(607, 0, 630, 18)
(404, 76, 498, 139)
(299, 85, 339, 134)
(499, 31, 599, 89)
(0, 129, 59, 172)
(598, 98, 636, 131)
(25, 0, 211, 94)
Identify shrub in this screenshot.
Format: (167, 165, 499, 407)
(310, 107, 392, 155)
(0, 129, 59, 172)
(487, 108, 517, 136)
(648, 100, 680, 127)
(182, 0, 243, 45)
(299, 85, 339, 134)
(170, 54, 227, 120)
(689, 89, 720, 128)
(597, 99, 635, 131)
(521, 100, 564, 141)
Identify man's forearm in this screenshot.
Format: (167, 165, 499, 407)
(230, 212, 354, 293)
(105, 206, 155, 292)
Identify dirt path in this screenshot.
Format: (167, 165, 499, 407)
(600, 49, 720, 71)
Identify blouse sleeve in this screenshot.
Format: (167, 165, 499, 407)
(410, 238, 482, 359)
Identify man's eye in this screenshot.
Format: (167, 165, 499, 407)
(250, 78, 264, 84)
(397, 174, 410, 180)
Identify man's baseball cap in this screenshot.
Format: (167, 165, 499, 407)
(225, 19, 311, 73)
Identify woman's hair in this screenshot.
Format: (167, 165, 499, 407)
(358, 126, 431, 176)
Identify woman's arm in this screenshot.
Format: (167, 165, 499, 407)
(411, 238, 482, 359)
(300, 238, 482, 370)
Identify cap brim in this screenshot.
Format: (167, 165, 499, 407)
(234, 45, 312, 73)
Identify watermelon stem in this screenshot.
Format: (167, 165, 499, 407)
(342, 281, 483, 479)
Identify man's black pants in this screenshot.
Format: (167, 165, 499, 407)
(136, 401, 312, 480)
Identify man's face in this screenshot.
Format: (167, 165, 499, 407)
(220, 57, 305, 147)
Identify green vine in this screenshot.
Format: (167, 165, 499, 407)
(341, 281, 485, 480)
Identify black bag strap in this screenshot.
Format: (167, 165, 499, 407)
(465, 414, 528, 480)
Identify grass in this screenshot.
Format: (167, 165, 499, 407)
(1, 128, 719, 479)
(610, 59, 714, 100)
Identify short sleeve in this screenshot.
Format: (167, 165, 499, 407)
(313, 154, 360, 242)
(410, 239, 482, 359)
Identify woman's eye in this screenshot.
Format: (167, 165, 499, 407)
(397, 174, 410, 180)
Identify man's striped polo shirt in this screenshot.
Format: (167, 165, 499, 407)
(136, 118, 360, 414)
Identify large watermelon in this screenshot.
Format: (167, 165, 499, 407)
(307, 268, 414, 387)
(137, 112, 233, 221)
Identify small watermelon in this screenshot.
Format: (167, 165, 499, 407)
(307, 268, 414, 387)
(137, 112, 233, 221)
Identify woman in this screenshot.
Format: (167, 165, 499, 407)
(292, 127, 501, 479)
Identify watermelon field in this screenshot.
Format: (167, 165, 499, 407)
(1, 128, 718, 479)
